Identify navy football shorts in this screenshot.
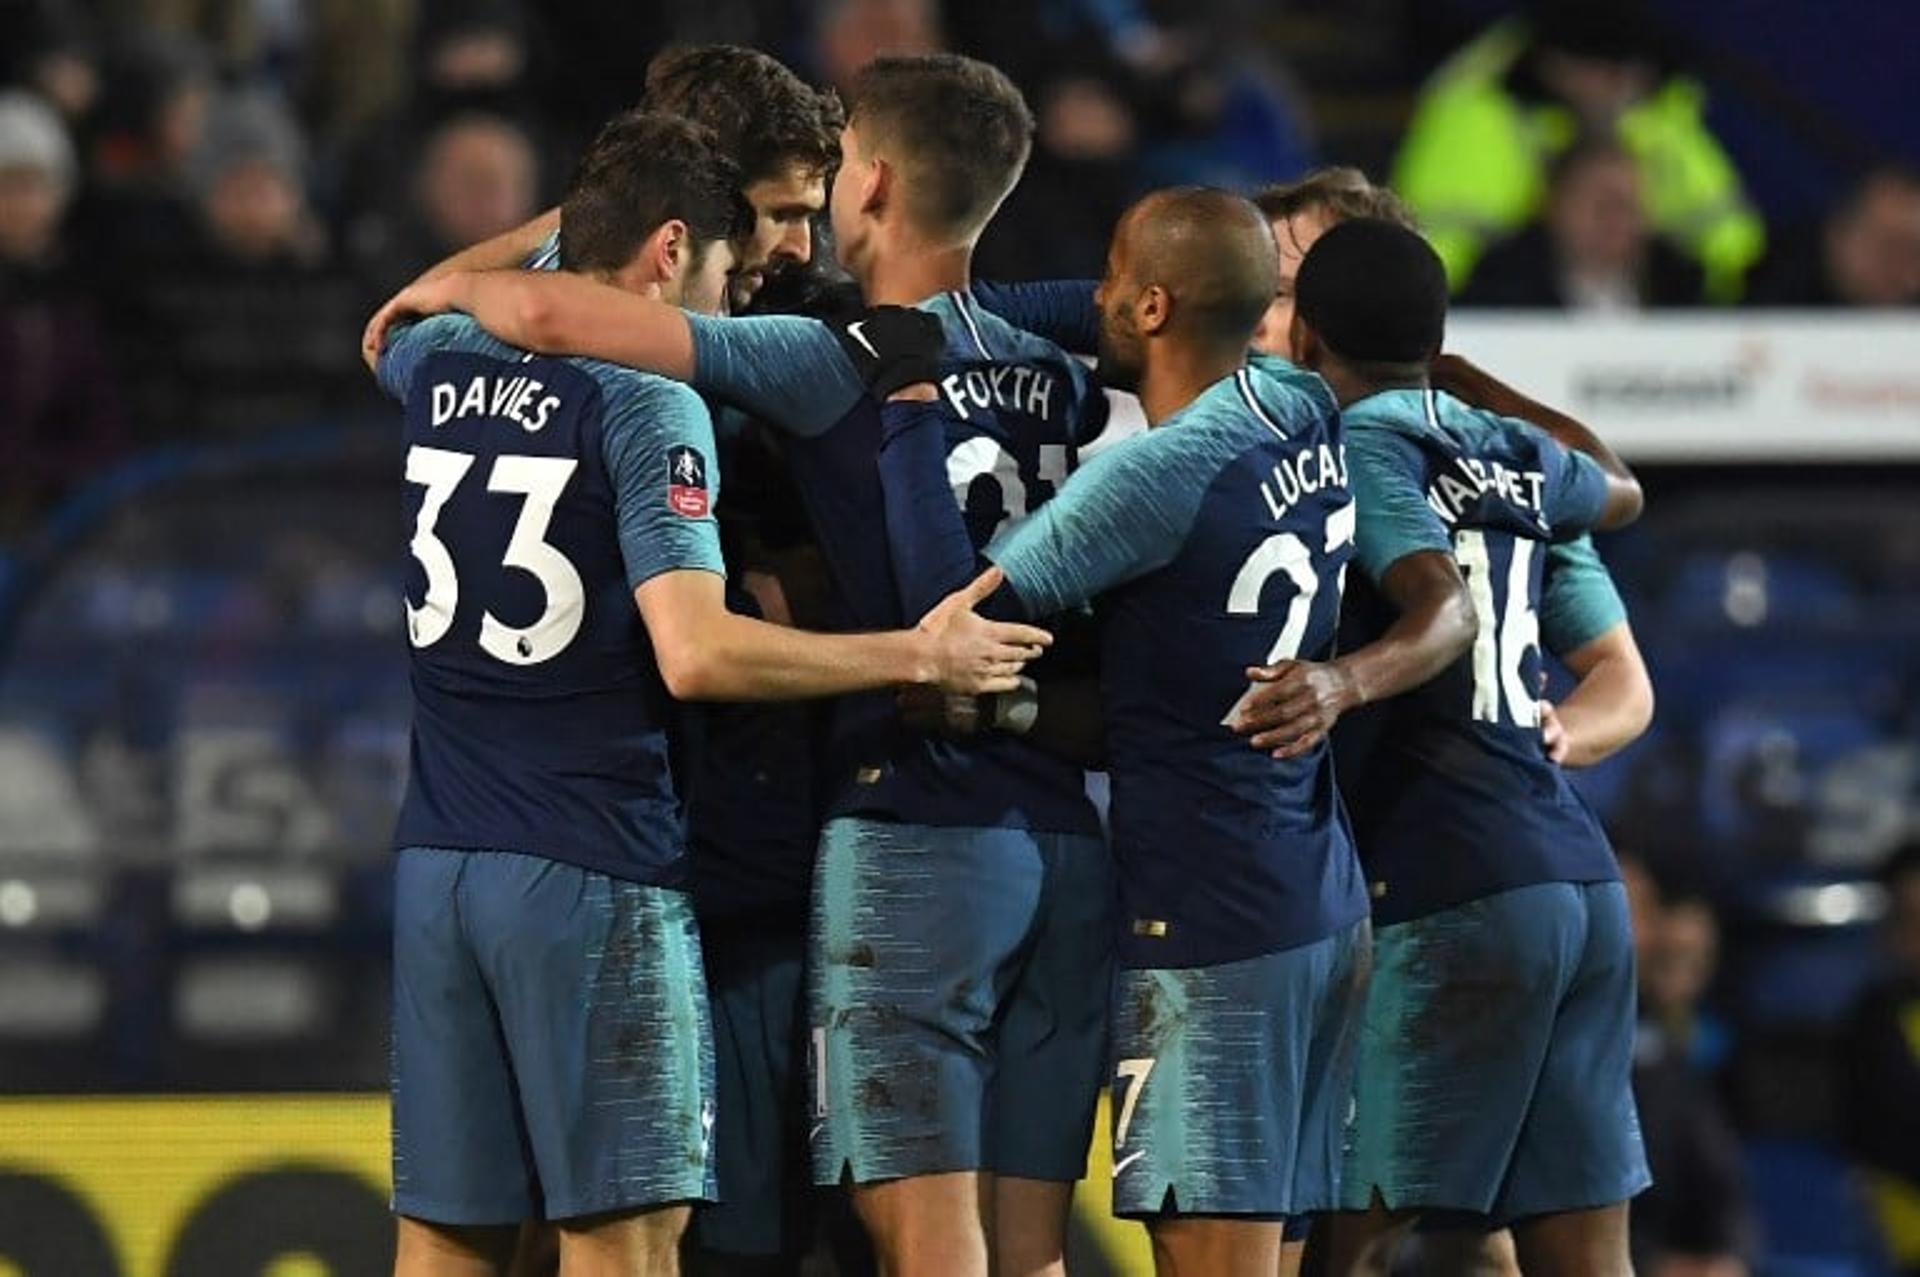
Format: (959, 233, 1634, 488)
(390, 847, 715, 1224)
(1341, 880, 1651, 1222)
(1108, 920, 1371, 1219)
(808, 817, 1112, 1186)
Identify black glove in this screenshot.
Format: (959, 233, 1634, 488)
(832, 305, 945, 400)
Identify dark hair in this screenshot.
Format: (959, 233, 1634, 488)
(1295, 217, 1449, 366)
(845, 53, 1034, 237)
(1254, 166, 1417, 231)
(642, 44, 844, 185)
(558, 110, 751, 274)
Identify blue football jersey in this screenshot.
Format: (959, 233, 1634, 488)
(685, 291, 1107, 839)
(988, 354, 1369, 969)
(1333, 388, 1616, 925)
(681, 585, 824, 923)
(377, 314, 724, 885)
(680, 420, 826, 924)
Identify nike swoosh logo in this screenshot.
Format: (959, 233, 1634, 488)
(809, 1122, 826, 1143)
(1113, 1150, 1146, 1178)
(846, 321, 879, 359)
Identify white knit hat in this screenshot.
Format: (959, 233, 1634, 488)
(0, 91, 76, 195)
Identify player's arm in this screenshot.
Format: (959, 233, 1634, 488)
(361, 211, 561, 370)
(373, 315, 464, 403)
(364, 268, 696, 381)
(607, 380, 1048, 701)
(1539, 535, 1653, 767)
(1430, 352, 1644, 528)
(851, 311, 1110, 764)
(902, 411, 1203, 762)
(988, 428, 1197, 618)
(1233, 551, 1475, 757)
(636, 567, 1048, 701)
(1231, 427, 1477, 758)
(972, 279, 1100, 356)
(423, 209, 560, 279)
(879, 419, 1112, 765)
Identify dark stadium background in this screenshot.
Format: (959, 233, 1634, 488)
(0, 1, 1915, 1274)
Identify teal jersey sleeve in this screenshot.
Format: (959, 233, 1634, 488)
(1540, 534, 1627, 657)
(1542, 445, 1611, 539)
(684, 313, 864, 438)
(990, 425, 1217, 617)
(597, 371, 726, 588)
(1346, 423, 1453, 582)
(376, 315, 470, 403)
(528, 229, 560, 270)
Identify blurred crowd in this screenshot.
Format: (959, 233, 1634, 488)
(2, 0, 1918, 536)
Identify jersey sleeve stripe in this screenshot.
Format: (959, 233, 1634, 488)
(952, 290, 995, 360)
(1236, 369, 1290, 442)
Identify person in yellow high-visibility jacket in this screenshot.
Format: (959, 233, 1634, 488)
(1393, 6, 1765, 302)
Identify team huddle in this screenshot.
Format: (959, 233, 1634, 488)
(363, 43, 1654, 1277)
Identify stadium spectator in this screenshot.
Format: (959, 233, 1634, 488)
(1128, 38, 1314, 194)
(1840, 844, 1920, 1276)
(295, 0, 414, 163)
(67, 29, 213, 271)
(976, 60, 1139, 281)
(1461, 140, 1705, 310)
(1643, 896, 1733, 1069)
(0, 0, 101, 127)
(813, 0, 945, 91)
(117, 90, 370, 440)
(338, 0, 548, 260)
(0, 89, 123, 535)
(1392, 0, 1763, 301)
(352, 111, 540, 301)
(1747, 168, 1920, 309)
(1623, 854, 1758, 1277)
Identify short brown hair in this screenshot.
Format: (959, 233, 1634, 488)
(641, 44, 844, 186)
(1253, 166, 1417, 231)
(559, 111, 751, 273)
(845, 53, 1035, 239)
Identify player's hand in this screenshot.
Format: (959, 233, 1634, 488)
(361, 274, 469, 372)
(1540, 700, 1570, 765)
(915, 566, 1052, 695)
(1228, 659, 1362, 759)
(897, 684, 986, 740)
(834, 306, 945, 400)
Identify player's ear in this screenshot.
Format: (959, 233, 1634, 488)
(861, 156, 890, 216)
(1136, 283, 1171, 337)
(1289, 313, 1318, 367)
(653, 218, 691, 282)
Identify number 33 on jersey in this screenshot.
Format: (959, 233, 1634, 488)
(379, 314, 726, 883)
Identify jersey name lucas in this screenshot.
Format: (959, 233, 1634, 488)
(1260, 442, 1348, 522)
